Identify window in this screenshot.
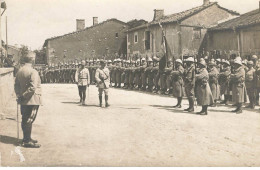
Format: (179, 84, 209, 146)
(134, 32, 138, 43)
(193, 28, 201, 39)
(115, 33, 119, 38)
(145, 31, 151, 50)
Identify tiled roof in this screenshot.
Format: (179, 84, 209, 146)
(209, 9, 260, 31)
(43, 18, 127, 47)
(128, 2, 239, 32)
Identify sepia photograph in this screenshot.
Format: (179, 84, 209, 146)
(0, 0, 260, 167)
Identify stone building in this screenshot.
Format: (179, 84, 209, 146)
(206, 4, 260, 58)
(43, 18, 138, 64)
(126, 0, 239, 58)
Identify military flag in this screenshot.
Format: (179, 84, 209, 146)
(158, 22, 173, 71)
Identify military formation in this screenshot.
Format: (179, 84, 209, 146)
(37, 54, 260, 115)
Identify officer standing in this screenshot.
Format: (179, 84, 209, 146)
(14, 52, 41, 148)
(183, 57, 195, 112)
(75, 60, 90, 105)
(195, 59, 214, 115)
(95, 60, 110, 107)
(230, 58, 246, 114)
(171, 59, 184, 108)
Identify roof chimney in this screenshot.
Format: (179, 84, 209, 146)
(93, 17, 98, 26)
(153, 9, 164, 21)
(203, 0, 210, 5)
(76, 19, 85, 31)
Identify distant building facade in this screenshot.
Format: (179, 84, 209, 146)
(43, 18, 145, 64)
(126, 0, 239, 58)
(207, 7, 260, 58)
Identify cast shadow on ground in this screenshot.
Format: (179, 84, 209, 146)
(150, 105, 199, 115)
(61, 101, 99, 107)
(0, 135, 22, 146)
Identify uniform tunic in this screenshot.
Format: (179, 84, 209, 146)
(208, 67, 220, 101)
(230, 66, 247, 103)
(195, 68, 214, 106)
(219, 66, 231, 95)
(75, 67, 90, 86)
(171, 65, 184, 97)
(183, 65, 195, 97)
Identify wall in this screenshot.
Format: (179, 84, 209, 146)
(240, 24, 260, 56)
(181, 4, 237, 27)
(46, 20, 128, 64)
(0, 68, 14, 118)
(206, 30, 238, 52)
(127, 4, 238, 58)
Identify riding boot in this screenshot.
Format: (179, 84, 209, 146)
(184, 98, 191, 111)
(99, 95, 102, 107)
(236, 103, 242, 114)
(105, 95, 110, 107)
(187, 97, 194, 112)
(173, 97, 182, 108)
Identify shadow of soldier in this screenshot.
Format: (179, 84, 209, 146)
(0, 135, 22, 146)
(150, 105, 198, 115)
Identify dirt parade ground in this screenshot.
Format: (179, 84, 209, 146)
(0, 84, 260, 166)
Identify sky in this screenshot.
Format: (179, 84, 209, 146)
(1, 0, 259, 50)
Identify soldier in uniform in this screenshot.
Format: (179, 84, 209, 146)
(14, 52, 41, 148)
(195, 59, 214, 115)
(245, 61, 256, 109)
(134, 60, 141, 90)
(230, 59, 247, 114)
(171, 59, 184, 108)
(219, 60, 231, 105)
(183, 57, 195, 112)
(75, 60, 90, 105)
(140, 58, 147, 91)
(208, 61, 220, 106)
(146, 58, 154, 92)
(95, 60, 110, 107)
(165, 59, 173, 95)
(115, 59, 122, 88)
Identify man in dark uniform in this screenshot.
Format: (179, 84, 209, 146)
(14, 52, 41, 148)
(219, 60, 231, 105)
(183, 57, 195, 112)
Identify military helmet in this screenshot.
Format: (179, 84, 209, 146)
(147, 57, 153, 62)
(242, 59, 248, 65)
(185, 57, 194, 63)
(208, 61, 216, 66)
(247, 61, 254, 65)
(252, 55, 258, 60)
(199, 60, 207, 67)
(175, 59, 182, 64)
(234, 59, 242, 66)
(108, 60, 112, 63)
(223, 60, 230, 66)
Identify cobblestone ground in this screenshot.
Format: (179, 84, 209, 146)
(0, 84, 260, 166)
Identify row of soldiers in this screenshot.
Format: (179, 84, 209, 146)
(38, 54, 260, 112)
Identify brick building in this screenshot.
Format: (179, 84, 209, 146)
(126, 0, 239, 59)
(43, 18, 131, 64)
(206, 4, 260, 58)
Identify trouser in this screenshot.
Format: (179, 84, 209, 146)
(78, 86, 87, 101)
(21, 105, 39, 143)
(247, 88, 256, 107)
(160, 73, 167, 91)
